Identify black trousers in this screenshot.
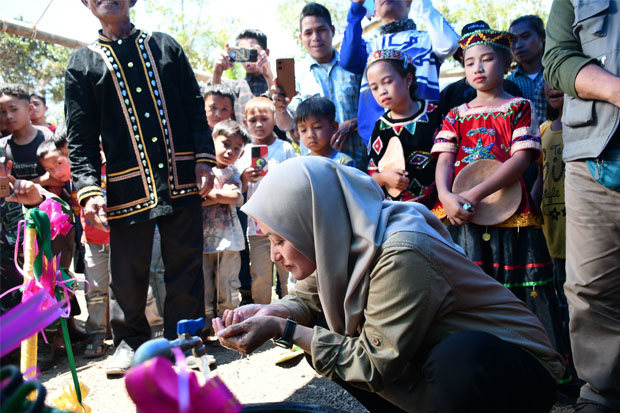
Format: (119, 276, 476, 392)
(328, 331, 557, 413)
(109, 203, 204, 349)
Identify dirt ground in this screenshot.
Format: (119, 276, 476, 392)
(26, 293, 578, 412)
(36, 337, 578, 413)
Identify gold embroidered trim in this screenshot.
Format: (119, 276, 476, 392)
(107, 166, 140, 178)
(495, 212, 542, 228)
(108, 170, 142, 182)
(77, 186, 103, 204)
(429, 205, 541, 228)
(142, 35, 181, 193)
(89, 41, 155, 217)
(431, 205, 447, 220)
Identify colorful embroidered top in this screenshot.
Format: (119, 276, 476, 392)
(368, 100, 441, 207)
(431, 97, 542, 227)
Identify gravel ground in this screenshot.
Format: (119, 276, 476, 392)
(29, 292, 578, 412)
(38, 339, 366, 412)
(35, 336, 578, 413)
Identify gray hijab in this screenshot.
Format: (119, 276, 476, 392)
(241, 157, 463, 337)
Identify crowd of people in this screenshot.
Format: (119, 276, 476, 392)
(0, 0, 618, 412)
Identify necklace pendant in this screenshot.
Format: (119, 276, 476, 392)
(482, 232, 491, 242)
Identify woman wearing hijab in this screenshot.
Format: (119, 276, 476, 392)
(212, 157, 564, 412)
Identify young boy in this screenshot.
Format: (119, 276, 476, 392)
(30, 93, 56, 133)
(0, 85, 48, 181)
(202, 120, 248, 327)
(37, 134, 164, 357)
(237, 97, 296, 304)
(204, 84, 235, 131)
(295, 97, 355, 167)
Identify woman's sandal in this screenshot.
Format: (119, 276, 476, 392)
(84, 336, 107, 358)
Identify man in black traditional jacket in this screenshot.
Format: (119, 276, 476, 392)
(65, 0, 215, 375)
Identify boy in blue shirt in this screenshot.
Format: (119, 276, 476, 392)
(295, 97, 355, 167)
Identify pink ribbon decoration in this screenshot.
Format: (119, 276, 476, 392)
(38, 198, 72, 240)
(21, 253, 61, 312)
(0, 289, 66, 358)
(125, 356, 241, 413)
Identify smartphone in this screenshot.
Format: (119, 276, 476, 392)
(0, 176, 10, 198)
(276, 58, 296, 99)
(228, 47, 258, 62)
(251, 145, 269, 177)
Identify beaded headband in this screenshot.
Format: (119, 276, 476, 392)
(458, 29, 513, 52)
(367, 49, 413, 69)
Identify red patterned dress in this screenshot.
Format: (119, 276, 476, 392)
(431, 97, 568, 359)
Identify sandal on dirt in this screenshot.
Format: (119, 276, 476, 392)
(84, 337, 107, 358)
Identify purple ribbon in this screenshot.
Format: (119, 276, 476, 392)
(0, 289, 66, 358)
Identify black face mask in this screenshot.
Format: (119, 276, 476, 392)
(379, 19, 416, 35)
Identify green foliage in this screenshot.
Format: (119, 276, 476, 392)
(434, 0, 551, 33)
(0, 32, 72, 103)
(139, 0, 243, 78)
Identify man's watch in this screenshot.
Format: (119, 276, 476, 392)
(272, 317, 297, 349)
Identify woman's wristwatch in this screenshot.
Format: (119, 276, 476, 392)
(272, 317, 297, 349)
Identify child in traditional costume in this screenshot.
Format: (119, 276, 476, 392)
(366, 49, 442, 208)
(431, 29, 568, 361)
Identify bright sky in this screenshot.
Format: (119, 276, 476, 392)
(0, 0, 302, 61)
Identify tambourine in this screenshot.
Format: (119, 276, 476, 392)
(452, 159, 522, 225)
(378, 137, 406, 198)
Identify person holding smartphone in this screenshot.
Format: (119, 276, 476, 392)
(236, 97, 296, 305)
(211, 29, 274, 123)
(271, 3, 367, 171)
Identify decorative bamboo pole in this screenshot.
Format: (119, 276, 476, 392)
(20, 219, 38, 378)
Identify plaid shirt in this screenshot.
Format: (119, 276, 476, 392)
(290, 51, 361, 124)
(507, 66, 547, 128)
(245, 73, 268, 97)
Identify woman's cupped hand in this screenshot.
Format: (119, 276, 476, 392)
(212, 315, 285, 355)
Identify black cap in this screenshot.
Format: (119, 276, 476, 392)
(455, 20, 492, 64)
(461, 20, 490, 37)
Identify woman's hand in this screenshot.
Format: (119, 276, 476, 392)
(213, 315, 284, 355)
(440, 191, 474, 226)
(221, 304, 277, 327)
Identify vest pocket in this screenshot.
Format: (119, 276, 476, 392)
(106, 161, 150, 211)
(562, 96, 594, 127)
(573, 0, 610, 42)
(171, 146, 197, 191)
